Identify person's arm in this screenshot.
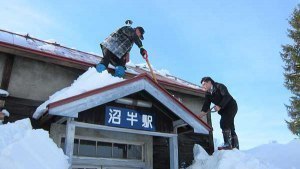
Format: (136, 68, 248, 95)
(122, 26, 143, 48)
(201, 94, 211, 113)
(198, 95, 211, 118)
(122, 26, 147, 58)
(217, 83, 233, 109)
(132, 31, 143, 48)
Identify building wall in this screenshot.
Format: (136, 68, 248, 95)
(8, 56, 82, 101)
(169, 90, 206, 122)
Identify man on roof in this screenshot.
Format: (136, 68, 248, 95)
(198, 77, 239, 150)
(96, 20, 148, 78)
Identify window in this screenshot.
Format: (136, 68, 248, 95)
(127, 144, 142, 160)
(113, 143, 126, 159)
(79, 140, 97, 157)
(61, 137, 143, 160)
(97, 142, 112, 158)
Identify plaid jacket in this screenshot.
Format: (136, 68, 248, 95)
(100, 26, 143, 59)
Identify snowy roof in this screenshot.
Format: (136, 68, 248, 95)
(0, 29, 204, 94)
(33, 68, 211, 134)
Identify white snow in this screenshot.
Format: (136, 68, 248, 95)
(1, 109, 9, 117)
(246, 140, 300, 169)
(33, 67, 124, 119)
(188, 140, 300, 169)
(45, 39, 56, 43)
(0, 118, 69, 169)
(0, 89, 9, 97)
(38, 43, 57, 52)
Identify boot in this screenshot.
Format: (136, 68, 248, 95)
(96, 63, 106, 73)
(218, 130, 232, 150)
(232, 135, 239, 149)
(114, 66, 125, 78)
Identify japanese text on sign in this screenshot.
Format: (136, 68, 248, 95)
(105, 106, 155, 131)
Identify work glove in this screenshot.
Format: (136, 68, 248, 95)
(140, 47, 148, 59)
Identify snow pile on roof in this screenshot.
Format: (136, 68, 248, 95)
(246, 139, 300, 169)
(188, 140, 300, 169)
(134, 63, 201, 89)
(0, 118, 69, 169)
(0, 89, 9, 97)
(33, 67, 124, 119)
(135, 63, 171, 77)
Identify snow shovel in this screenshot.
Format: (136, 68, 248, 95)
(145, 55, 158, 83)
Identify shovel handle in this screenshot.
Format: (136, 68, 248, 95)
(145, 58, 158, 83)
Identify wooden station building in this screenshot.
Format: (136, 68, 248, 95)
(0, 29, 214, 169)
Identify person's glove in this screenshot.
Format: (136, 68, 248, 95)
(140, 47, 148, 59)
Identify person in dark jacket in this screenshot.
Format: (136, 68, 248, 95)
(95, 23, 148, 77)
(198, 77, 239, 150)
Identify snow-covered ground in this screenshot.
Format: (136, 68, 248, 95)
(0, 118, 69, 169)
(0, 118, 299, 169)
(33, 67, 124, 119)
(188, 140, 300, 169)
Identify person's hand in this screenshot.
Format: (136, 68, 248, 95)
(214, 105, 221, 112)
(198, 111, 207, 118)
(140, 48, 148, 59)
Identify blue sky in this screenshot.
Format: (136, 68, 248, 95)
(1, 0, 299, 150)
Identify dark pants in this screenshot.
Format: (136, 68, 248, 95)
(219, 100, 238, 136)
(100, 46, 127, 68)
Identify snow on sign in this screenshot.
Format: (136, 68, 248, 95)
(105, 106, 155, 131)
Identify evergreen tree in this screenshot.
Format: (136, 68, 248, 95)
(281, 5, 300, 137)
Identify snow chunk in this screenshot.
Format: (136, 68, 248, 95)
(188, 144, 279, 169)
(0, 118, 69, 169)
(33, 67, 124, 119)
(1, 109, 9, 117)
(0, 89, 9, 97)
(0, 119, 31, 151)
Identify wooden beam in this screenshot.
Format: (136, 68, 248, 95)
(173, 119, 187, 128)
(55, 117, 67, 124)
(74, 121, 177, 138)
(207, 113, 215, 154)
(5, 96, 43, 107)
(72, 157, 146, 168)
(65, 118, 75, 169)
(1, 53, 15, 90)
(169, 136, 179, 169)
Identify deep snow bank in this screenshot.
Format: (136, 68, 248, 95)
(246, 140, 300, 169)
(187, 144, 279, 169)
(0, 118, 69, 169)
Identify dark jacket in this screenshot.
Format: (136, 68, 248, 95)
(100, 26, 143, 59)
(201, 82, 236, 115)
